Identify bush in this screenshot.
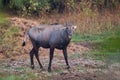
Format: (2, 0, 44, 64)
(8, 0, 50, 16)
(1, 0, 120, 16)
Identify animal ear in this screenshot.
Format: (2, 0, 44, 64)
(66, 21, 69, 29)
(72, 21, 74, 25)
(71, 21, 77, 29)
(66, 21, 68, 27)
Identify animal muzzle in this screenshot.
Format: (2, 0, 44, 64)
(68, 35, 72, 39)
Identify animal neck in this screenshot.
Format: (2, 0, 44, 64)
(64, 29, 71, 41)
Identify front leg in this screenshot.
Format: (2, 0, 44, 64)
(48, 48, 54, 72)
(63, 47, 70, 69)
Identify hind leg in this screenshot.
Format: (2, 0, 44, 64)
(34, 47, 43, 69)
(30, 48, 35, 69)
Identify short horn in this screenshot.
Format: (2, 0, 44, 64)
(66, 21, 68, 27)
(72, 21, 75, 25)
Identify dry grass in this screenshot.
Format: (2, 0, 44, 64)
(36, 10, 120, 35)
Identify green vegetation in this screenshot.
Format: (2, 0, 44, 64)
(0, 72, 39, 80)
(85, 29, 120, 62)
(0, 11, 21, 57)
(72, 29, 117, 42)
(94, 38, 120, 62)
(1, 0, 120, 16)
(0, 12, 8, 25)
(69, 52, 81, 59)
(0, 0, 120, 79)
(0, 26, 21, 57)
(72, 20, 120, 62)
(0, 66, 49, 80)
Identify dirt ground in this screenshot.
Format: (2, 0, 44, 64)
(0, 17, 120, 80)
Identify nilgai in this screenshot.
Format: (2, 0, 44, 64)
(22, 22, 77, 72)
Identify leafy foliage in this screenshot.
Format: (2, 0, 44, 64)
(8, 0, 50, 16)
(2, 0, 120, 16)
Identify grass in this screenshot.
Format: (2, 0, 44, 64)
(72, 22, 120, 63)
(0, 75, 25, 80)
(0, 4, 9, 25)
(72, 27, 120, 43)
(0, 5, 120, 79)
(69, 52, 81, 59)
(92, 39, 120, 62)
(0, 14, 8, 25)
(0, 11, 21, 57)
(92, 51, 120, 62)
(0, 72, 38, 80)
(72, 33, 106, 42)
(0, 66, 49, 80)
(0, 25, 21, 57)
(84, 28, 120, 63)
(98, 37, 120, 52)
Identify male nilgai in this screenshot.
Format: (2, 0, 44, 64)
(22, 22, 77, 72)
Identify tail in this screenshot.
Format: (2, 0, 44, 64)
(22, 32, 28, 46)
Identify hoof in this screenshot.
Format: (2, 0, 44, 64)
(31, 65, 34, 69)
(48, 69, 51, 72)
(66, 66, 70, 69)
(41, 68, 45, 71)
(40, 66, 43, 69)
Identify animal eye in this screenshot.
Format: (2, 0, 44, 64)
(71, 26, 74, 29)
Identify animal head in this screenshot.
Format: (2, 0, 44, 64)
(66, 21, 77, 38)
